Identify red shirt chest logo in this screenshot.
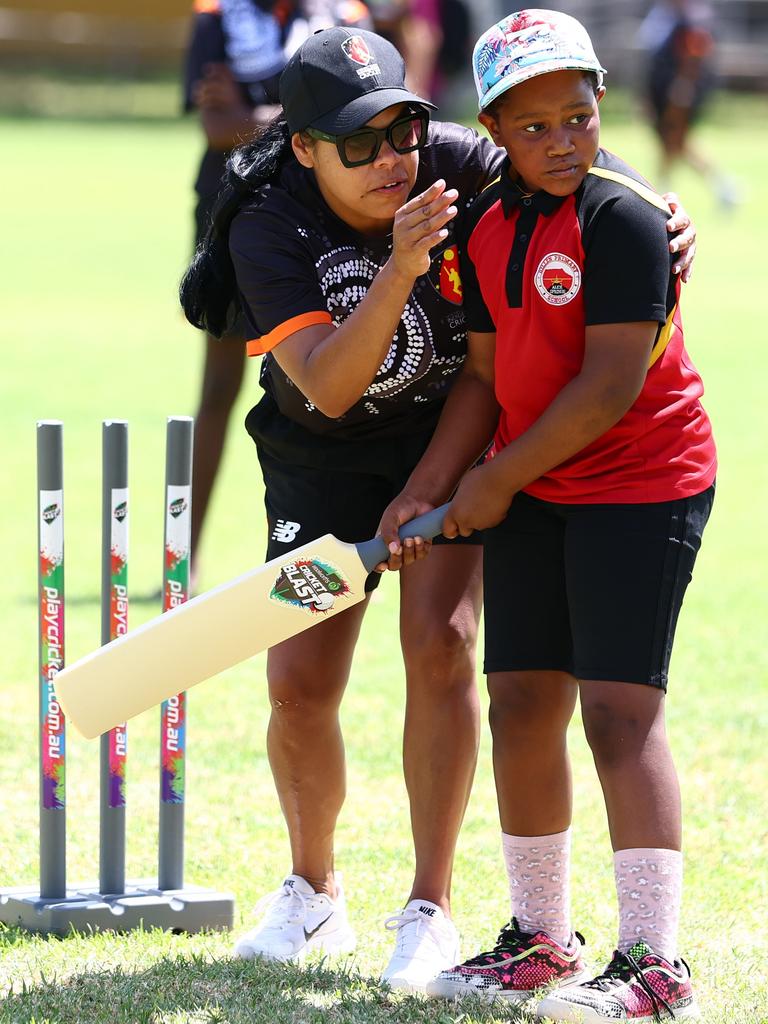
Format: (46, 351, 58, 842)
(534, 252, 581, 306)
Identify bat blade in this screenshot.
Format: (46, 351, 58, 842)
(53, 503, 449, 739)
(54, 534, 370, 739)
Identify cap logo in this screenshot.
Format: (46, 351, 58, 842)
(342, 35, 382, 79)
(342, 35, 373, 66)
(534, 252, 581, 306)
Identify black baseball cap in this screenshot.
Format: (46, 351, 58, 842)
(280, 27, 435, 135)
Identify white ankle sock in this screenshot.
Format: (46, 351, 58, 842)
(614, 847, 682, 963)
(502, 829, 572, 946)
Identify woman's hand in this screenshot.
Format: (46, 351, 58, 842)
(373, 493, 435, 572)
(443, 463, 514, 539)
(391, 179, 459, 280)
(662, 191, 697, 282)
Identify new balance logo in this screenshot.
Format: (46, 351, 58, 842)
(272, 520, 301, 543)
(419, 905, 436, 917)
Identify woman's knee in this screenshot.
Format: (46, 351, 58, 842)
(267, 660, 346, 718)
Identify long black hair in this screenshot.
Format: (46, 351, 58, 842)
(180, 115, 296, 338)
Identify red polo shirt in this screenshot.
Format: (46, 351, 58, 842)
(460, 149, 716, 503)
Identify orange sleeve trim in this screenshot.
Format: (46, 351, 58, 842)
(246, 311, 333, 357)
(194, 0, 221, 13)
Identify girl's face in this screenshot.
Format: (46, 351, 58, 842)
(479, 71, 604, 197)
(292, 103, 420, 235)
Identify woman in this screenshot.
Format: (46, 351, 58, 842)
(180, 26, 697, 991)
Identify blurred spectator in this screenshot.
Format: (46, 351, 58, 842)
(400, 0, 443, 99)
(368, 0, 470, 104)
(639, 0, 740, 206)
(183, 0, 372, 581)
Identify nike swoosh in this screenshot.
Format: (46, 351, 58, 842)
(304, 915, 333, 942)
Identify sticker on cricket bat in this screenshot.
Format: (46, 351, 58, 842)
(270, 558, 351, 614)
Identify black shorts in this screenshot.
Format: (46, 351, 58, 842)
(483, 486, 714, 689)
(248, 395, 479, 591)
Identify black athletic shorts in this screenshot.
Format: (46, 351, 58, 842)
(483, 485, 714, 688)
(247, 395, 480, 592)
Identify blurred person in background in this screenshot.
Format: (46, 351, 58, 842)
(639, 0, 739, 206)
(367, 0, 470, 105)
(398, 0, 444, 99)
(184, 0, 372, 583)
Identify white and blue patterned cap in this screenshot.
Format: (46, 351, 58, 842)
(473, 9, 606, 111)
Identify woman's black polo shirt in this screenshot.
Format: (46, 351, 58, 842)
(229, 120, 504, 442)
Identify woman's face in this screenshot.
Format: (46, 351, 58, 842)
(292, 103, 420, 235)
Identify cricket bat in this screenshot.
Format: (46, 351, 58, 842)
(53, 504, 450, 739)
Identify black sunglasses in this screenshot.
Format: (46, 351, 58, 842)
(306, 109, 430, 168)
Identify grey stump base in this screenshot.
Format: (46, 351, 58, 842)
(0, 882, 235, 936)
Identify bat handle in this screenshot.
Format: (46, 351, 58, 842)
(356, 503, 451, 573)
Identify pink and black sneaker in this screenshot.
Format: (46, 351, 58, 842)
(425, 917, 587, 1003)
(536, 940, 699, 1021)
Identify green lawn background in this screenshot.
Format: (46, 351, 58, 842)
(0, 91, 766, 1023)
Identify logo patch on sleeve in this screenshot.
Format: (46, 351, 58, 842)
(534, 253, 581, 306)
(437, 246, 463, 304)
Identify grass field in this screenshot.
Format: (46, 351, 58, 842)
(1, 87, 767, 1023)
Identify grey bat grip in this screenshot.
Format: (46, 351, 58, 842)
(356, 503, 451, 573)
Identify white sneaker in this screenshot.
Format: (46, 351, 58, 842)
(234, 873, 356, 962)
(381, 899, 461, 992)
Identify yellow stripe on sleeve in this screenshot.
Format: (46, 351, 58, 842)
(587, 166, 671, 213)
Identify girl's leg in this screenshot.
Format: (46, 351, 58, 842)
(580, 679, 683, 964)
(426, 671, 587, 1003)
(489, 670, 577, 839)
(580, 680, 680, 851)
(491, 670, 579, 947)
(537, 683, 692, 1022)
(266, 598, 371, 896)
(398, 544, 483, 912)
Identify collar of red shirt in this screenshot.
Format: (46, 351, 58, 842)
(499, 158, 567, 219)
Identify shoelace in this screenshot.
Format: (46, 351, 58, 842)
(384, 908, 426, 954)
(461, 918, 584, 967)
(253, 883, 310, 929)
(384, 908, 449, 955)
(584, 950, 676, 1022)
(460, 918, 529, 966)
